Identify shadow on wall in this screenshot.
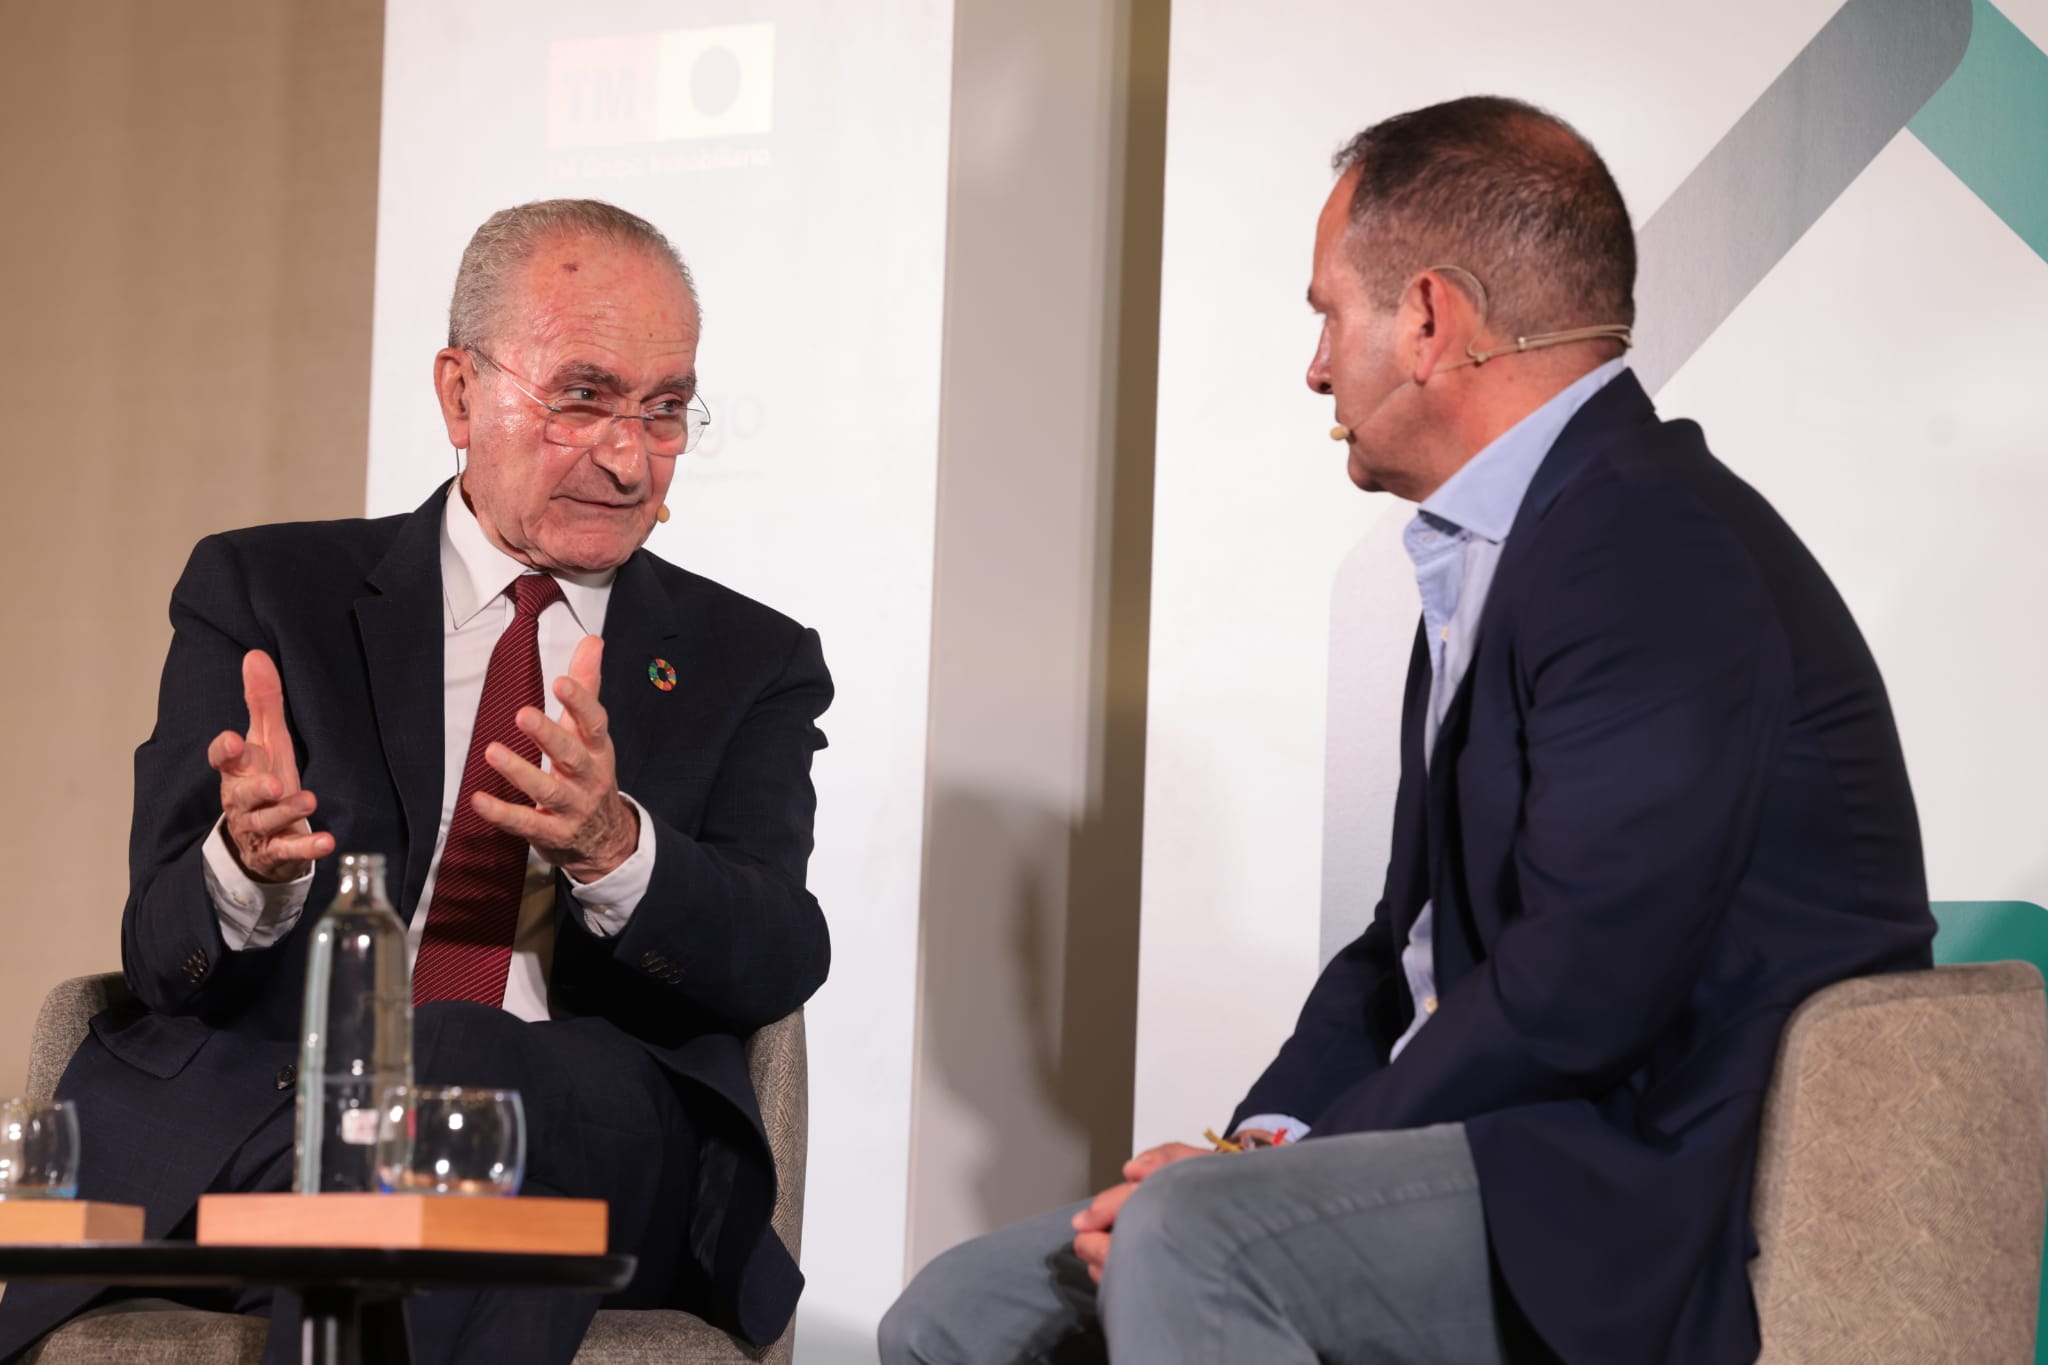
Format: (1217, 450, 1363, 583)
(796, 1307, 891, 1365)
(1320, 512, 1420, 966)
(916, 786, 1143, 1245)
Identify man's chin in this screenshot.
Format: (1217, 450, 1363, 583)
(534, 500, 654, 567)
(1346, 452, 1384, 494)
(531, 528, 645, 577)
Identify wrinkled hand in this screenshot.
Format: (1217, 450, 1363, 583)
(474, 635, 639, 883)
(208, 650, 332, 883)
(1071, 1141, 1213, 1284)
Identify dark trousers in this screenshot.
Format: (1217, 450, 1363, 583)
(10, 1002, 697, 1365)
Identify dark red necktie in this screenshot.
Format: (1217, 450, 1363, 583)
(412, 573, 563, 1008)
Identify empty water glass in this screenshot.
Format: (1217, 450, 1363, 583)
(0, 1099, 80, 1200)
(375, 1087, 525, 1196)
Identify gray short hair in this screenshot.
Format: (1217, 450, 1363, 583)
(446, 199, 699, 350)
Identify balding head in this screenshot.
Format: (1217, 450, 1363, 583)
(448, 198, 699, 352)
(1332, 97, 1635, 338)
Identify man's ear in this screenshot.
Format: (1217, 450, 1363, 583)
(1408, 271, 1474, 384)
(433, 348, 472, 451)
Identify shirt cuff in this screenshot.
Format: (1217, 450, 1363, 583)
(201, 818, 314, 951)
(1231, 1113, 1310, 1145)
(565, 793, 656, 937)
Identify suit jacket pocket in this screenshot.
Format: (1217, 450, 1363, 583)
(90, 1007, 214, 1080)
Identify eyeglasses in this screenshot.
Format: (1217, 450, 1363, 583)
(468, 348, 711, 455)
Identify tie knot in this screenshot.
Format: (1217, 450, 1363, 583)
(511, 573, 563, 619)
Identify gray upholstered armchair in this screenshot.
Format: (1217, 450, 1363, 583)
(1750, 962, 2048, 1362)
(15, 974, 807, 1365)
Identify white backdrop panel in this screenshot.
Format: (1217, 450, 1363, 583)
(366, 3, 954, 1356)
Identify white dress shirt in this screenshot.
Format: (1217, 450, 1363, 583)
(202, 479, 659, 1021)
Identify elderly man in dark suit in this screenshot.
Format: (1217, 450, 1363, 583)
(0, 199, 830, 1365)
(882, 96, 1931, 1365)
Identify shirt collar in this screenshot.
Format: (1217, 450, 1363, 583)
(439, 478, 616, 634)
(1417, 357, 1628, 545)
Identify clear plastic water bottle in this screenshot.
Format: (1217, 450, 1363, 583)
(294, 852, 413, 1193)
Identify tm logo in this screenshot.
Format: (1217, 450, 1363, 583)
(548, 23, 775, 151)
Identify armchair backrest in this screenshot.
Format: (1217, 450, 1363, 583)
(1751, 962, 2048, 1362)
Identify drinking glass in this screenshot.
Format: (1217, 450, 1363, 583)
(0, 1098, 81, 1200)
(375, 1087, 525, 1196)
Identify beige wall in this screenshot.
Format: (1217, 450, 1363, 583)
(0, 0, 384, 1091)
(906, 0, 1169, 1273)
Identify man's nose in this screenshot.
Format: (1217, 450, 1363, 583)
(590, 420, 647, 482)
(1306, 334, 1333, 395)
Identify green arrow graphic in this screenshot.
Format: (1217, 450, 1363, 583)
(1911, 0, 2048, 264)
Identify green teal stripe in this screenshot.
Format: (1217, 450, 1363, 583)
(1910, 0, 2048, 263)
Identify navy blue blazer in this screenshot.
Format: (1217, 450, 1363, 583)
(25, 485, 829, 1347)
(1232, 372, 1932, 1364)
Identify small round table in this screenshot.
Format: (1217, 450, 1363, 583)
(0, 1243, 637, 1365)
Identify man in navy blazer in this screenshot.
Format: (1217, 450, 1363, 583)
(0, 201, 829, 1364)
(883, 97, 1930, 1365)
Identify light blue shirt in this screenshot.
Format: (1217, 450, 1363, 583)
(1388, 356, 1627, 1061)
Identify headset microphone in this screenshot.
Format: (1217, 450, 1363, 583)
(1322, 322, 1630, 446)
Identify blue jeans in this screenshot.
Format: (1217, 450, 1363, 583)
(881, 1122, 1505, 1365)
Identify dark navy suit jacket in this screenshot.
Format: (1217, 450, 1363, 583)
(1231, 372, 1932, 1365)
(5, 485, 829, 1351)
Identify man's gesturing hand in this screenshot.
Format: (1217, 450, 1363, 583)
(1070, 1141, 1212, 1284)
(474, 634, 639, 883)
(208, 650, 332, 883)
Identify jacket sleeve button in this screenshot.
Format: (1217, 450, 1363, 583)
(275, 1064, 297, 1091)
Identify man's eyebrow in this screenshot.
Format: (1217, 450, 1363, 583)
(546, 361, 629, 394)
(544, 363, 697, 400)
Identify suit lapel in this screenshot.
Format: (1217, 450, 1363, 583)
(351, 498, 711, 914)
(1390, 620, 1433, 945)
(1469, 368, 1660, 655)
(354, 486, 450, 920)
(1425, 660, 1478, 960)
(1416, 371, 1660, 973)
(599, 551, 688, 794)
